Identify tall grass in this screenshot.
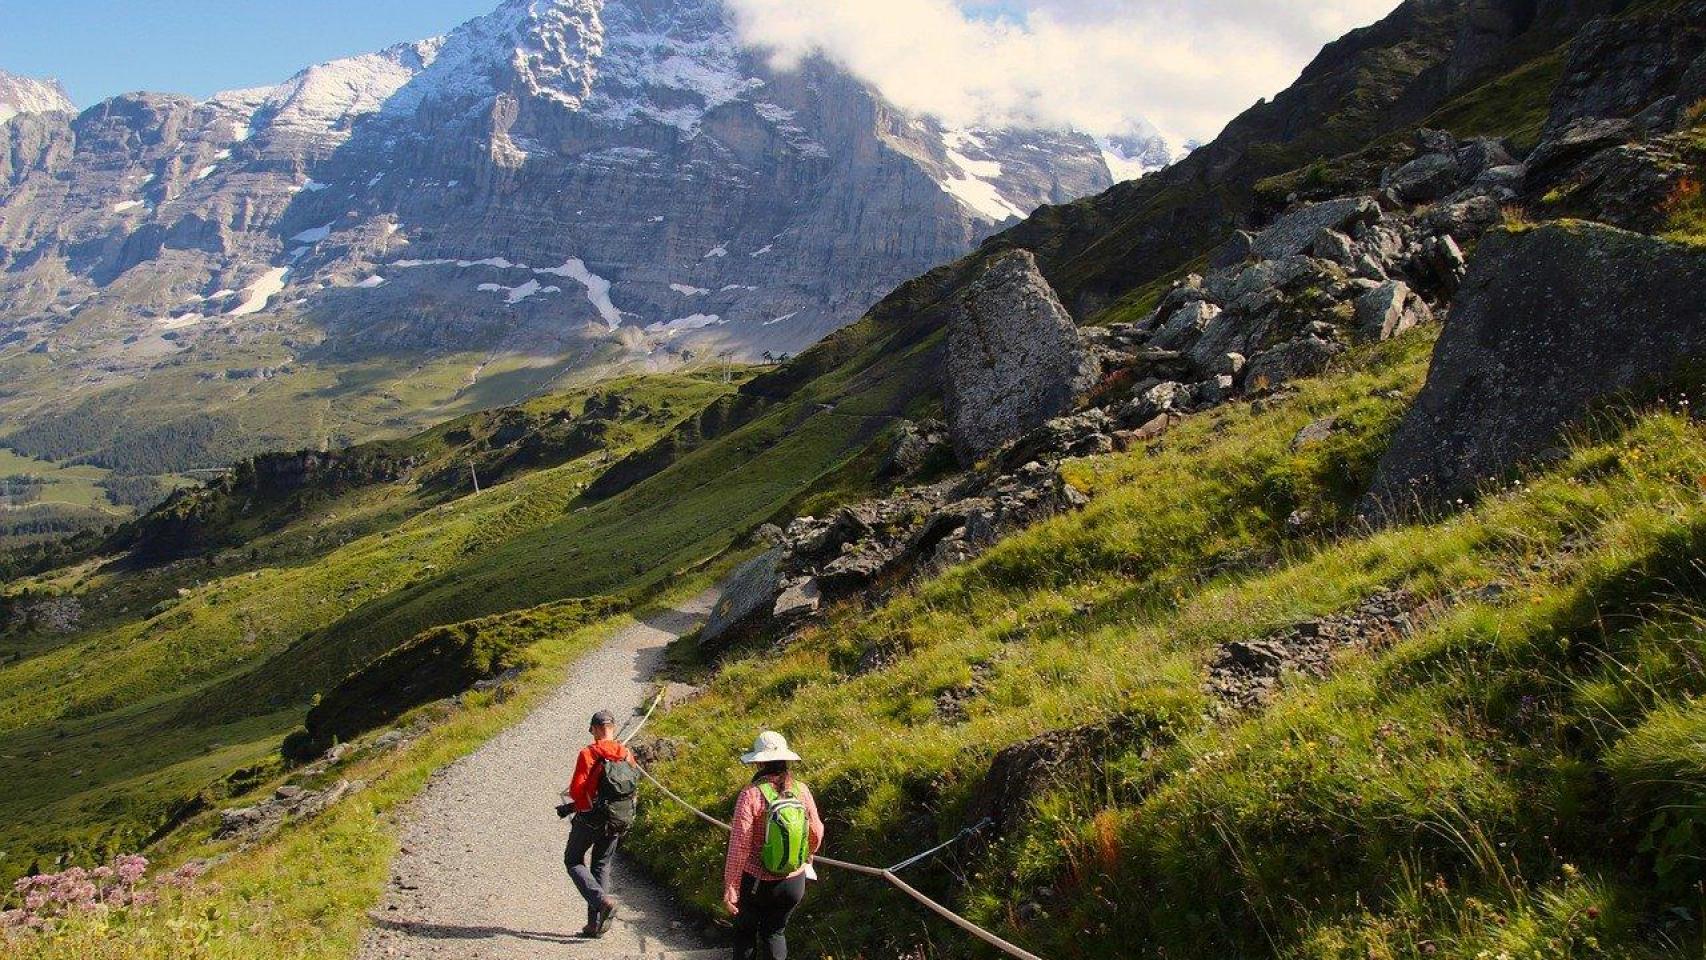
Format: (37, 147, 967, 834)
(629, 331, 1706, 959)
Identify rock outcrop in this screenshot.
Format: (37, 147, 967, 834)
(216, 779, 362, 844)
(699, 421, 1100, 651)
(945, 250, 1100, 463)
(1365, 223, 1706, 513)
(1080, 133, 1487, 427)
(1205, 591, 1425, 711)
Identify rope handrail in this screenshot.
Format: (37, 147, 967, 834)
(617, 691, 1045, 960)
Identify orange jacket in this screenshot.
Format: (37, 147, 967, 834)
(569, 740, 634, 813)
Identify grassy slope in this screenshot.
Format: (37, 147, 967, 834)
(215, 307, 950, 712)
(631, 331, 1706, 959)
(0, 291, 958, 954)
(0, 317, 629, 478)
(0, 373, 734, 878)
(0, 295, 944, 881)
(4, 575, 728, 960)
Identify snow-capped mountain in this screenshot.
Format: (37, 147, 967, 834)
(0, 0, 1142, 470)
(1097, 120, 1180, 182)
(0, 69, 74, 124)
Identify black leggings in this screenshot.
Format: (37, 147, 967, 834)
(732, 872, 807, 960)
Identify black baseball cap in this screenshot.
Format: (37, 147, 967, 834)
(590, 710, 617, 726)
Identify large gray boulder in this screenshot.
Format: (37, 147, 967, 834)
(1251, 198, 1382, 262)
(700, 548, 784, 648)
(1383, 153, 1461, 203)
(1365, 224, 1706, 513)
(1150, 300, 1222, 352)
(1244, 337, 1342, 391)
(945, 250, 1100, 463)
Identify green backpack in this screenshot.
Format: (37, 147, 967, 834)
(756, 781, 810, 874)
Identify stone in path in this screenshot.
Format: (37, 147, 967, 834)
(359, 592, 721, 960)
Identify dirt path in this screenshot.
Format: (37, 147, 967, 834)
(359, 590, 724, 960)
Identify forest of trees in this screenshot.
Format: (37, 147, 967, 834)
(96, 474, 171, 510)
(0, 474, 46, 506)
(7, 409, 281, 475)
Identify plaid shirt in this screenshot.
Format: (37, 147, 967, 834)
(723, 777, 824, 903)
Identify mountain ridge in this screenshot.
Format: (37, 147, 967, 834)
(0, 0, 1122, 486)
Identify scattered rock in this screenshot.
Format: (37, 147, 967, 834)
(1209, 229, 1257, 269)
(1291, 416, 1340, 449)
(1525, 117, 1635, 187)
(969, 715, 1150, 834)
(1251, 197, 1382, 261)
(1426, 193, 1503, 240)
(879, 419, 949, 481)
(1244, 337, 1342, 391)
(1408, 234, 1468, 296)
(772, 578, 822, 620)
(1384, 152, 1461, 203)
(1206, 591, 1425, 711)
(699, 548, 784, 648)
(20, 596, 82, 634)
(1353, 280, 1432, 343)
(1149, 300, 1222, 352)
(216, 778, 363, 844)
(1311, 227, 1358, 265)
(1454, 138, 1514, 179)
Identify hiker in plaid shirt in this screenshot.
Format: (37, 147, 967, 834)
(723, 731, 824, 960)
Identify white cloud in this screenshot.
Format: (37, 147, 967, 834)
(727, 0, 1401, 144)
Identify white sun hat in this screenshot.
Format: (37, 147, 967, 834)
(741, 730, 801, 764)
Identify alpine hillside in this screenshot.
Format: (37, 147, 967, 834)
(8, 0, 1706, 958)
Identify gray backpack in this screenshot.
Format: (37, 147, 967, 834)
(591, 756, 641, 833)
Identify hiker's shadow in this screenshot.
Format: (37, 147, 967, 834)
(369, 916, 590, 945)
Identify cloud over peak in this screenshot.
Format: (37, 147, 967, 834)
(726, 0, 1402, 145)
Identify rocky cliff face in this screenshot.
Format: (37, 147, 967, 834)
(0, 0, 1114, 470)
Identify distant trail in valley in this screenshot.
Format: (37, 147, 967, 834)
(359, 590, 723, 960)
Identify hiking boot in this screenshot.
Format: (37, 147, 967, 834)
(577, 923, 600, 939)
(595, 901, 619, 936)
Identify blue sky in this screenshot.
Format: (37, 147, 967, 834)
(0, 0, 1399, 143)
(0, 0, 494, 106)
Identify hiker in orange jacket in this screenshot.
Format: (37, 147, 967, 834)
(561, 709, 636, 939)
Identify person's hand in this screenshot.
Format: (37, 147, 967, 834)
(723, 893, 740, 916)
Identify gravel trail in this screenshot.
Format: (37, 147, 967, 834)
(359, 591, 724, 960)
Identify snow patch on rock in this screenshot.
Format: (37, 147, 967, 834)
(477, 278, 560, 304)
(647, 313, 722, 333)
(535, 258, 622, 329)
(292, 222, 336, 244)
(228, 267, 291, 317)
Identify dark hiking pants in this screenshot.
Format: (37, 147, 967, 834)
(564, 816, 618, 928)
(732, 872, 807, 960)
